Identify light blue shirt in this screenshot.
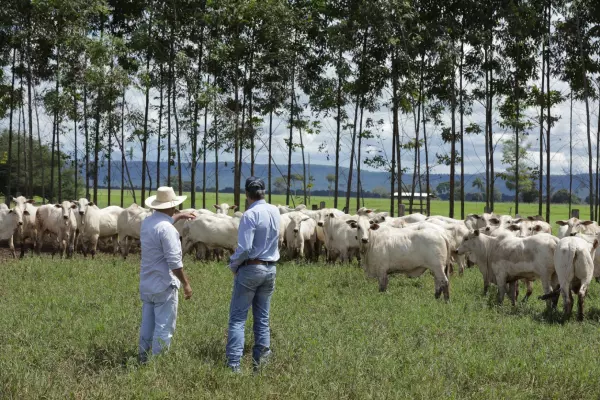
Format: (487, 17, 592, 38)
(229, 200, 280, 273)
(139, 211, 183, 295)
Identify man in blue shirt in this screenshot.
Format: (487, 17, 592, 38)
(227, 177, 280, 373)
(138, 187, 196, 363)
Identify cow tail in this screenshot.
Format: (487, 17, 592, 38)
(443, 234, 452, 277)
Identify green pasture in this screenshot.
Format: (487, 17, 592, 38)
(2, 255, 600, 398)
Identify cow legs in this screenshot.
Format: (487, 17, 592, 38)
(378, 273, 389, 292)
(433, 267, 450, 301)
(507, 281, 517, 306)
(111, 234, 119, 255)
(540, 276, 554, 310)
(521, 280, 533, 303)
(9, 235, 16, 258)
(496, 274, 507, 305)
(562, 285, 573, 320)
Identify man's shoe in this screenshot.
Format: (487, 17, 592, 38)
(253, 350, 272, 373)
(229, 364, 241, 374)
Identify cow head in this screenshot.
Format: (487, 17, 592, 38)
(456, 229, 480, 255)
(557, 218, 595, 237)
(55, 201, 74, 223)
(346, 215, 375, 247)
(214, 203, 232, 215)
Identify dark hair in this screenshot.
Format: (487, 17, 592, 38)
(247, 188, 266, 201)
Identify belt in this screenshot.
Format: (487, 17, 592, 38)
(243, 259, 276, 266)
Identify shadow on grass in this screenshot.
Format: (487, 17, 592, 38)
(189, 338, 226, 365)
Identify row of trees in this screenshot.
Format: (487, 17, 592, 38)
(0, 0, 599, 219)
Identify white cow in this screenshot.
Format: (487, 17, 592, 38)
(322, 212, 360, 263)
(76, 200, 123, 257)
(214, 203, 237, 215)
(11, 196, 37, 257)
(456, 230, 559, 306)
(181, 213, 241, 259)
(556, 218, 600, 238)
(0, 206, 25, 258)
(117, 204, 152, 259)
(0, 203, 8, 210)
(285, 212, 318, 260)
(548, 236, 599, 320)
(347, 215, 450, 299)
(35, 201, 78, 258)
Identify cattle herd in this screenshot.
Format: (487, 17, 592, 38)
(1, 197, 599, 320)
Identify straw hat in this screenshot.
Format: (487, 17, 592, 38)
(144, 187, 187, 210)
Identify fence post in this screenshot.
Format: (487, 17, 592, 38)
(312, 204, 318, 210)
(571, 209, 580, 219)
(398, 204, 406, 217)
(320, 201, 326, 209)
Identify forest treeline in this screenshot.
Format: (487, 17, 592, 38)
(0, 0, 599, 219)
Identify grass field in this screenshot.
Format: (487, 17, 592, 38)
(3, 254, 600, 398)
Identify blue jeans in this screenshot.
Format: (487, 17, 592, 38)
(139, 285, 179, 360)
(226, 264, 276, 368)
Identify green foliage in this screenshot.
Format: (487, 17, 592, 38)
(551, 189, 581, 204)
(0, 130, 82, 200)
(497, 135, 536, 196)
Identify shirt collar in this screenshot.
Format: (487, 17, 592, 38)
(248, 199, 266, 209)
(153, 210, 174, 224)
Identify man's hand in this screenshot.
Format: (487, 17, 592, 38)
(183, 283, 193, 300)
(173, 212, 197, 223)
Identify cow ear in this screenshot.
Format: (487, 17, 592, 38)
(508, 224, 520, 231)
(473, 229, 480, 236)
(213, 204, 220, 209)
(468, 214, 480, 219)
(489, 218, 500, 225)
(54, 204, 62, 208)
(513, 218, 523, 223)
(71, 204, 78, 209)
(23, 210, 30, 215)
(527, 216, 535, 221)
(88, 201, 95, 207)
(533, 225, 542, 232)
(582, 220, 595, 226)
(8, 209, 13, 214)
(26, 199, 35, 204)
(329, 213, 334, 218)
(556, 220, 567, 226)
(346, 219, 357, 226)
(232, 205, 238, 210)
(370, 223, 380, 231)
(594, 239, 599, 250)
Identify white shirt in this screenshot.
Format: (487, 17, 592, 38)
(139, 211, 183, 294)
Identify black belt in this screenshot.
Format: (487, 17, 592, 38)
(242, 259, 276, 266)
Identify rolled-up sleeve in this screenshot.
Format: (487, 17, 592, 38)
(161, 225, 184, 270)
(229, 213, 256, 273)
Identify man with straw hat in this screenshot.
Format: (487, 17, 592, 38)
(138, 186, 196, 363)
(226, 177, 280, 373)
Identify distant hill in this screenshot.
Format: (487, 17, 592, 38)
(93, 161, 591, 197)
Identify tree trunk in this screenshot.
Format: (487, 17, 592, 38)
(6, 48, 16, 204)
(27, 42, 34, 198)
(545, 0, 552, 222)
(286, 62, 295, 206)
(390, 49, 398, 217)
(141, 14, 153, 203)
(17, 89, 22, 194)
(57, 110, 62, 202)
(93, 25, 102, 204)
(157, 64, 163, 191)
(423, 99, 430, 216)
(356, 104, 364, 211)
(569, 92, 573, 215)
(411, 61, 424, 214)
(345, 96, 360, 212)
(202, 76, 209, 209)
(34, 91, 44, 203)
(449, 51, 456, 218)
(167, 28, 174, 189)
(214, 102, 219, 204)
(489, 49, 495, 212)
(539, 37, 545, 217)
(515, 75, 520, 216)
(268, 109, 273, 204)
(73, 93, 78, 199)
(459, 41, 465, 219)
(21, 103, 27, 196)
(173, 73, 182, 204)
(113, 130, 136, 204)
(576, 11, 593, 220)
(83, 73, 89, 200)
(50, 96, 56, 203)
(120, 89, 125, 208)
(484, 47, 490, 211)
(334, 48, 342, 209)
(299, 112, 307, 205)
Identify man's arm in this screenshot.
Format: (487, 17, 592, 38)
(161, 225, 192, 299)
(172, 268, 192, 300)
(228, 213, 256, 273)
